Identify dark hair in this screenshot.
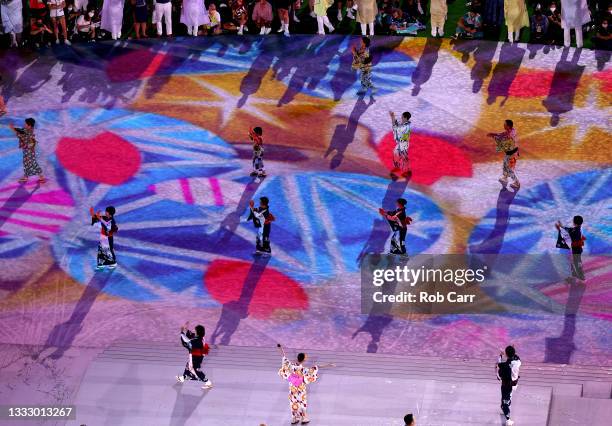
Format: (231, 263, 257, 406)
(573, 215, 583, 226)
(363, 56, 372, 65)
(404, 413, 414, 425)
(297, 353, 305, 362)
(402, 112, 411, 121)
(505, 119, 514, 128)
(105, 206, 116, 216)
(253, 126, 263, 136)
(505, 345, 516, 358)
(397, 198, 407, 206)
(195, 325, 205, 337)
(260, 196, 269, 206)
(361, 36, 370, 47)
(25, 118, 36, 127)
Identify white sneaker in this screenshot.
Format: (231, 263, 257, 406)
(310, 11, 316, 18)
(202, 380, 213, 389)
(337, 10, 342, 21)
(293, 13, 300, 23)
(237, 29, 243, 35)
(327, 24, 335, 32)
(107, 263, 117, 269)
(64, 39, 72, 46)
(55, 39, 60, 45)
(264, 27, 271, 34)
(176, 375, 185, 383)
(277, 26, 284, 32)
(347, 10, 355, 19)
(506, 420, 514, 426)
(259, 27, 265, 35)
(95, 265, 104, 270)
(284, 30, 290, 37)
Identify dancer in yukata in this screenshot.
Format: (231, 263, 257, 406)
(277, 344, 335, 424)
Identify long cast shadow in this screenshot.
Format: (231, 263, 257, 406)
(542, 47, 585, 126)
(487, 42, 526, 105)
(0, 184, 41, 232)
(325, 95, 374, 169)
(352, 180, 408, 353)
(238, 37, 281, 107)
(412, 37, 443, 96)
(469, 188, 518, 255)
(214, 178, 262, 246)
(34, 272, 112, 360)
(169, 382, 207, 426)
(543, 280, 586, 364)
(210, 256, 270, 345)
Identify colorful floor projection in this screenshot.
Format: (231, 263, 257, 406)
(0, 36, 610, 377)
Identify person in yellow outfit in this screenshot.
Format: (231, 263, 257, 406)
(504, 0, 529, 43)
(314, 0, 334, 34)
(429, 0, 447, 37)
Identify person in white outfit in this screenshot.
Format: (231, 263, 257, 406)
(101, 0, 124, 40)
(560, 0, 590, 47)
(154, 0, 173, 36)
(181, 0, 208, 36)
(0, 0, 23, 47)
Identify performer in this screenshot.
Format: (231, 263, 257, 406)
(101, 0, 124, 40)
(9, 118, 45, 184)
(90, 206, 118, 269)
(249, 126, 266, 178)
(132, 0, 149, 38)
(355, 0, 377, 35)
(47, 0, 71, 45)
(180, 0, 209, 36)
(277, 344, 334, 425)
(176, 323, 213, 389)
(503, 0, 529, 43)
(231, 0, 248, 35)
(389, 111, 412, 180)
(429, 0, 447, 37)
(560, 0, 590, 48)
(379, 198, 412, 256)
(336, 0, 356, 21)
(154, 0, 173, 37)
(556, 216, 586, 282)
(487, 119, 520, 190)
(247, 197, 275, 255)
(1, 0, 24, 47)
(276, 0, 291, 36)
(352, 36, 376, 95)
(314, 0, 335, 35)
(496, 345, 521, 426)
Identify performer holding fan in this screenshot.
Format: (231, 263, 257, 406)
(378, 197, 412, 256)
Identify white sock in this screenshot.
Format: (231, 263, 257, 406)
(368, 22, 374, 35)
(431, 27, 437, 37)
(360, 23, 366, 35)
(508, 31, 513, 43)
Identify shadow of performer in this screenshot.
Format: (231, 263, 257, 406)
(352, 180, 408, 353)
(469, 188, 518, 255)
(542, 47, 586, 127)
(412, 37, 443, 96)
(215, 178, 262, 247)
(0, 183, 41, 232)
(34, 271, 113, 361)
(169, 382, 207, 426)
(487, 42, 526, 105)
(543, 280, 586, 364)
(210, 256, 270, 345)
(325, 95, 375, 169)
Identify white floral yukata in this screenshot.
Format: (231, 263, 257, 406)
(278, 356, 319, 423)
(392, 119, 411, 175)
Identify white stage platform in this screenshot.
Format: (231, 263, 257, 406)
(67, 341, 612, 425)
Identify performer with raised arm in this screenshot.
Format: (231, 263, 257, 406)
(379, 197, 412, 256)
(389, 111, 412, 181)
(176, 323, 213, 389)
(487, 119, 520, 190)
(9, 118, 45, 184)
(90, 206, 118, 270)
(277, 344, 335, 425)
(247, 197, 275, 255)
(556, 216, 586, 283)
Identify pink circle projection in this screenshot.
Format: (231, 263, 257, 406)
(377, 132, 473, 186)
(205, 259, 309, 319)
(56, 131, 141, 185)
